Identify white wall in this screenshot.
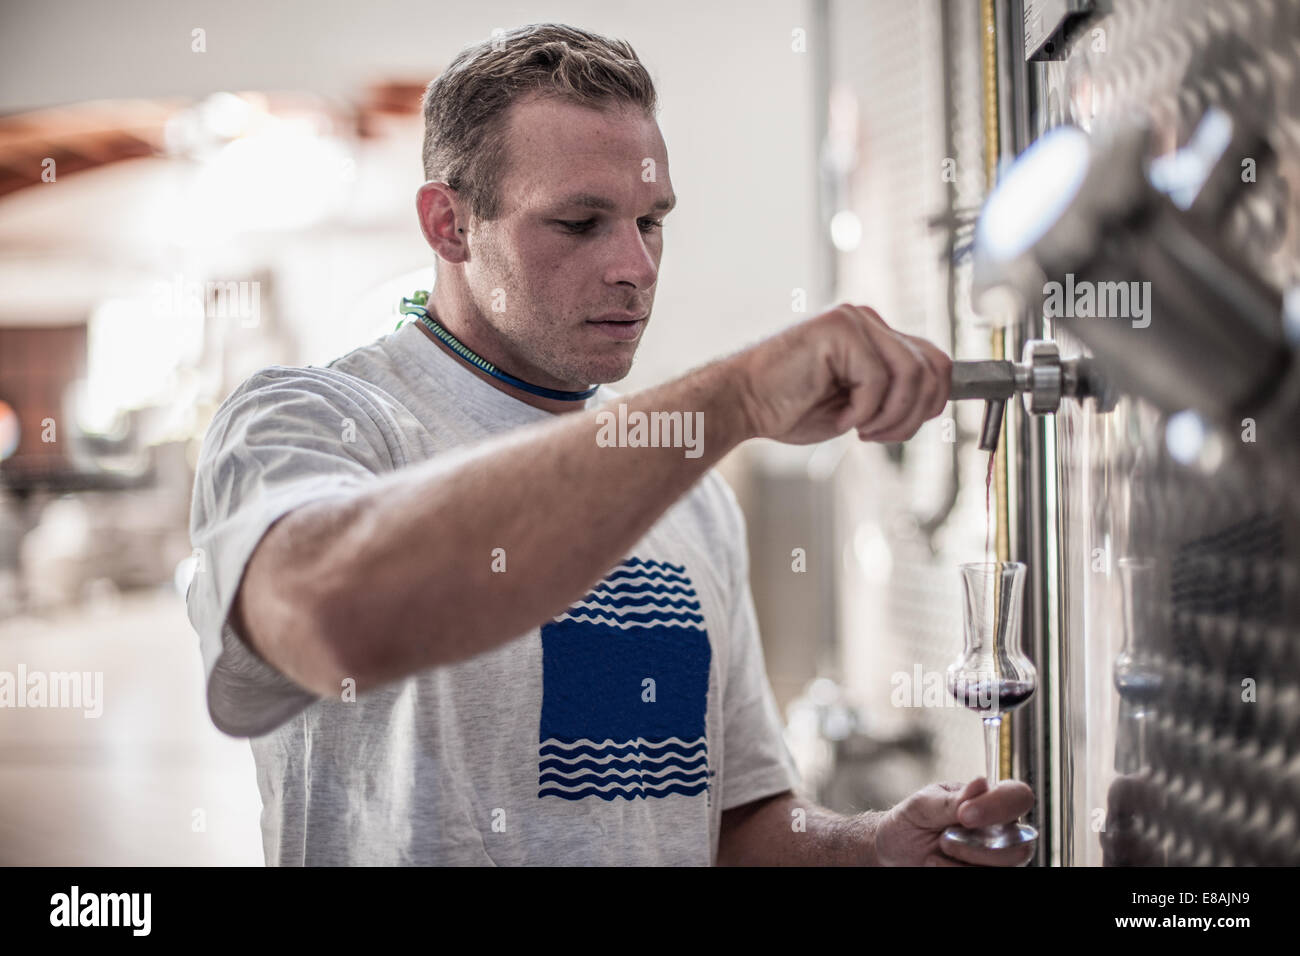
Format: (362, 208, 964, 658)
(0, 0, 828, 391)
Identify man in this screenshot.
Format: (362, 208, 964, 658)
(186, 22, 1034, 866)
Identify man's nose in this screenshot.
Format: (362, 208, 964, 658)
(604, 223, 659, 290)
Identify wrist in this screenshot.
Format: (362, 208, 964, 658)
(698, 353, 759, 446)
(864, 808, 893, 866)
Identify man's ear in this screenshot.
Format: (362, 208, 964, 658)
(416, 181, 469, 261)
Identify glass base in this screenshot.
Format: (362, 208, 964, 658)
(941, 821, 1038, 853)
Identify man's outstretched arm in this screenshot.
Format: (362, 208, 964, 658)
(233, 305, 950, 700)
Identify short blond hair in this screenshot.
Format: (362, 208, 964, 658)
(421, 23, 659, 225)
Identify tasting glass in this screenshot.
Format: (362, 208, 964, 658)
(942, 560, 1038, 851)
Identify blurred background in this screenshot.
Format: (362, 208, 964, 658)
(2, 0, 1297, 866)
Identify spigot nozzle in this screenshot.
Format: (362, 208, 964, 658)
(978, 399, 1005, 452)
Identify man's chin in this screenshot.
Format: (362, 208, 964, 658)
(595, 353, 641, 384)
(559, 348, 637, 387)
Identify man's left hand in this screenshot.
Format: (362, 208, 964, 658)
(874, 778, 1036, 866)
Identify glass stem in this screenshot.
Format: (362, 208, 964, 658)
(983, 715, 1002, 789)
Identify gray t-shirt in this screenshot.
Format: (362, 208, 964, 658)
(185, 317, 801, 865)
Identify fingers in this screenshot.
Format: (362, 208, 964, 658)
(954, 776, 989, 806)
(831, 311, 891, 433)
(937, 780, 1037, 867)
(956, 780, 1035, 829)
(850, 307, 928, 440)
(922, 778, 986, 827)
(849, 307, 950, 442)
(903, 332, 954, 420)
(880, 337, 939, 440)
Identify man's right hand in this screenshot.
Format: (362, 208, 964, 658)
(730, 304, 952, 445)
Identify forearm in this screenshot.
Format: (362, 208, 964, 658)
(718, 792, 887, 866)
(293, 356, 751, 691)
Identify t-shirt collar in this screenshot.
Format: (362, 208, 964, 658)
(389, 320, 615, 430)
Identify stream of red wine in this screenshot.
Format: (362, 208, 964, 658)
(983, 451, 995, 561)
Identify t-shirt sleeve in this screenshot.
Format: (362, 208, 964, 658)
(185, 367, 394, 739)
(712, 475, 803, 811)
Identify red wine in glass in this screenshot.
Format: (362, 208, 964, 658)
(950, 676, 1036, 715)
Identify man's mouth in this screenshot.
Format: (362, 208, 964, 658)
(586, 314, 646, 341)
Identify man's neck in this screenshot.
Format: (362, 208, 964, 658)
(412, 298, 589, 416)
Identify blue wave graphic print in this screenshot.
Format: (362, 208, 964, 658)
(538, 556, 711, 801)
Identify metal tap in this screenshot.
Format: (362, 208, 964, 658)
(950, 339, 1114, 451)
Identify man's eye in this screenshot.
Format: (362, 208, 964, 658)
(554, 218, 665, 235)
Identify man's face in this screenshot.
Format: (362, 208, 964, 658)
(459, 94, 674, 387)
